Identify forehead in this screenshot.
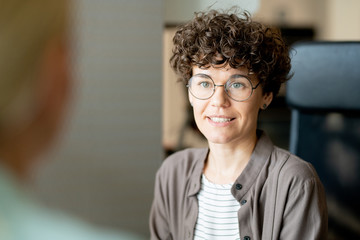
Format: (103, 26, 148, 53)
(192, 65, 257, 81)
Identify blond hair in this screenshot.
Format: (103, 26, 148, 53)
(0, 0, 68, 130)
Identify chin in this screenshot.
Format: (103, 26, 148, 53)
(204, 134, 234, 145)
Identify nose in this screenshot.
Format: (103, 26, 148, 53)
(210, 85, 230, 107)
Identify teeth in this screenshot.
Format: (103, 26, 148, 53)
(210, 117, 232, 123)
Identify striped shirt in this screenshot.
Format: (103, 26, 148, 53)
(194, 174, 241, 240)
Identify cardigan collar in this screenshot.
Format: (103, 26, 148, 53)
(187, 130, 274, 198)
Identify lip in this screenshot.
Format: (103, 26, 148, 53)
(206, 115, 235, 127)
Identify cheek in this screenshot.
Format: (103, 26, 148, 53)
(188, 91, 194, 104)
(191, 102, 207, 124)
(245, 102, 263, 126)
(246, 93, 264, 112)
(232, 101, 260, 124)
(192, 104, 201, 121)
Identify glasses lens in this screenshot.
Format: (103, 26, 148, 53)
(225, 75, 253, 101)
(188, 75, 214, 99)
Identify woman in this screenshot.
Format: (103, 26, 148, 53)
(150, 10, 327, 240)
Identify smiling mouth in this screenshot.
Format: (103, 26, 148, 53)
(208, 117, 234, 123)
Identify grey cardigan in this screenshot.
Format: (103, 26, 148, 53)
(150, 131, 328, 240)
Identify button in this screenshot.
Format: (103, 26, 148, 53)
(244, 236, 251, 240)
(236, 184, 242, 190)
(241, 199, 247, 205)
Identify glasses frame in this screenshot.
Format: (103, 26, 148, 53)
(186, 74, 261, 102)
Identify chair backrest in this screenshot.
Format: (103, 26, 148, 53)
(286, 41, 360, 239)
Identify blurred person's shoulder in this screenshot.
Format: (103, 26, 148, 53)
(13, 203, 145, 240)
(0, 165, 144, 240)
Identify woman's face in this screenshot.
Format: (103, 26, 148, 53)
(189, 65, 273, 147)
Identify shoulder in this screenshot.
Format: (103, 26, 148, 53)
(157, 148, 207, 178)
(8, 198, 143, 240)
(271, 146, 321, 186)
(264, 146, 326, 207)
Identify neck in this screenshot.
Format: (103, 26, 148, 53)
(0, 132, 42, 182)
(204, 132, 257, 184)
(0, 153, 32, 182)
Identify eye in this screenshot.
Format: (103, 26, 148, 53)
(199, 81, 211, 88)
(230, 82, 245, 89)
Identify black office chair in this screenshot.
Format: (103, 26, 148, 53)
(286, 42, 360, 239)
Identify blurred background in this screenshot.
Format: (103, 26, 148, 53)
(27, 0, 359, 238)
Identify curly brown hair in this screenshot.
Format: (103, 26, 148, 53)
(170, 10, 292, 97)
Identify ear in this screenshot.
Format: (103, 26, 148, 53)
(261, 92, 273, 110)
(39, 36, 70, 112)
(0, 36, 71, 175)
(34, 35, 71, 145)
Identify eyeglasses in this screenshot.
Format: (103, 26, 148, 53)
(187, 73, 261, 102)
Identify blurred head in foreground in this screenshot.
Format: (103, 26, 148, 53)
(0, 0, 70, 179)
(0, 1, 144, 239)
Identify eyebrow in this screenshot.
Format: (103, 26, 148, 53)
(193, 73, 211, 78)
(193, 73, 250, 79)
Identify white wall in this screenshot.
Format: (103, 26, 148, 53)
(32, 0, 163, 237)
(164, 0, 260, 24)
(321, 0, 360, 40)
(254, 0, 321, 27)
(254, 0, 360, 41)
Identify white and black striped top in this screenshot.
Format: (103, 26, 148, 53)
(194, 174, 241, 240)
